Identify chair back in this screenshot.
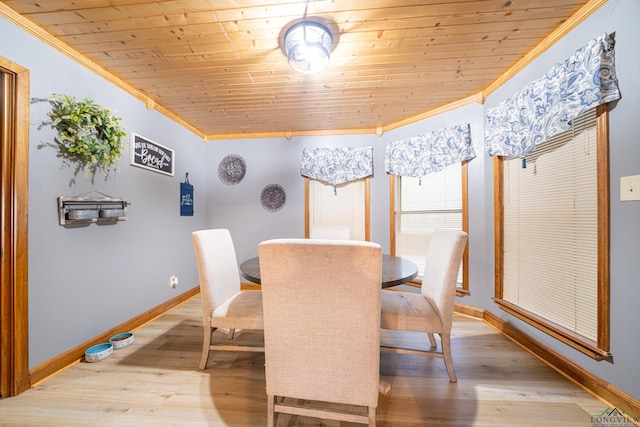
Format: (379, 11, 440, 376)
(192, 229, 242, 323)
(258, 238, 382, 408)
(421, 229, 468, 332)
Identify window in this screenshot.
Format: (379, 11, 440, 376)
(392, 162, 468, 292)
(305, 177, 370, 241)
(494, 106, 610, 360)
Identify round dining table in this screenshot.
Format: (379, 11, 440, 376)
(239, 254, 418, 288)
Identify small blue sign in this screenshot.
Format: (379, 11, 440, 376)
(180, 182, 194, 216)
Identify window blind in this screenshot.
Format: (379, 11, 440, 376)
(309, 178, 366, 241)
(396, 162, 462, 278)
(502, 108, 598, 341)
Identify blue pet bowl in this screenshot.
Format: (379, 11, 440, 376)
(109, 332, 134, 349)
(85, 343, 113, 363)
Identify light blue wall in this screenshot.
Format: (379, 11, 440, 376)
(204, 134, 386, 262)
(2, 0, 638, 401)
(1, 18, 206, 367)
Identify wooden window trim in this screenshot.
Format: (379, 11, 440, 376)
(493, 104, 610, 360)
(460, 161, 469, 296)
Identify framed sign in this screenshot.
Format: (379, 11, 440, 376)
(130, 133, 175, 176)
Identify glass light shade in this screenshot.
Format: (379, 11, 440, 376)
(284, 21, 333, 74)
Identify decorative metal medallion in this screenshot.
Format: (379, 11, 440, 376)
(217, 154, 246, 185)
(260, 184, 286, 212)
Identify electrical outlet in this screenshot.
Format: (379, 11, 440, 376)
(169, 275, 178, 289)
(620, 175, 640, 201)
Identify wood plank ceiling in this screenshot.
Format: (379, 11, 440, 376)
(3, 0, 597, 140)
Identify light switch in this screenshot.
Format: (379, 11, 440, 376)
(620, 175, 640, 201)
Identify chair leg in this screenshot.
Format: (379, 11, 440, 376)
(227, 328, 236, 340)
(368, 406, 376, 427)
(267, 394, 275, 427)
(199, 323, 214, 370)
(440, 333, 457, 383)
(428, 332, 437, 349)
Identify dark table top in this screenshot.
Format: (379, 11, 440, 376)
(239, 254, 418, 288)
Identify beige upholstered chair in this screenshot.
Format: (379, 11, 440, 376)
(309, 225, 352, 240)
(191, 229, 264, 369)
(259, 239, 382, 427)
(380, 229, 468, 382)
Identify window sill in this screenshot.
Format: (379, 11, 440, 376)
(494, 298, 611, 361)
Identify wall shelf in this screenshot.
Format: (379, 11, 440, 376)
(58, 195, 129, 226)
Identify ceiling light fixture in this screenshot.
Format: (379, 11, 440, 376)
(284, 21, 333, 74)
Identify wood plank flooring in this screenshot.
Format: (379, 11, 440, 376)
(0, 295, 608, 426)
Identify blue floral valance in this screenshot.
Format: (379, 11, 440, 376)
(300, 146, 373, 186)
(485, 33, 620, 157)
(385, 123, 475, 178)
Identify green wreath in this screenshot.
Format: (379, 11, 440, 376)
(45, 94, 127, 177)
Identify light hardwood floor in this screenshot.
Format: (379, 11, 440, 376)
(0, 295, 608, 426)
